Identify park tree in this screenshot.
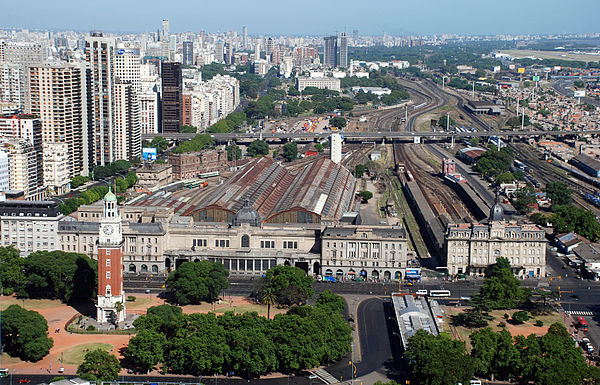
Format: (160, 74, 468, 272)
(150, 136, 170, 152)
(1, 305, 53, 362)
(438, 115, 456, 129)
(470, 328, 519, 381)
(172, 134, 214, 154)
(166, 261, 229, 305)
(22, 251, 98, 302)
(70, 175, 89, 188)
(261, 265, 314, 306)
(404, 330, 473, 385)
(261, 288, 277, 319)
(282, 141, 298, 162)
(360, 190, 373, 203)
(125, 329, 167, 372)
(315, 290, 346, 313)
(329, 116, 347, 129)
(478, 257, 530, 309)
(545, 181, 572, 206)
(226, 144, 242, 161)
(77, 349, 121, 382)
(181, 125, 198, 133)
(355, 164, 366, 178)
(550, 205, 600, 241)
(315, 143, 324, 152)
(246, 140, 269, 157)
(0, 246, 26, 295)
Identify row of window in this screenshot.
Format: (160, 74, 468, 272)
(452, 231, 544, 239)
(325, 260, 400, 267)
(326, 242, 401, 250)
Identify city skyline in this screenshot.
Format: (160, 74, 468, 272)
(2, 0, 599, 36)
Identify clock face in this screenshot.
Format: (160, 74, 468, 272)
(103, 225, 114, 235)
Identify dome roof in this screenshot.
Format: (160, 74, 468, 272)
(233, 199, 261, 227)
(104, 187, 117, 202)
(489, 189, 504, 222)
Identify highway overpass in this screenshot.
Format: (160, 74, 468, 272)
(142, 129, 600, 143)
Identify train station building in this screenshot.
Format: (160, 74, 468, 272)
(444, 199, 547, 277)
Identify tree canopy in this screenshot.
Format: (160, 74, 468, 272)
(166, 261, 229, 305)
(260, 265, 314, 306)
(329, 116, 347, 129)
(475, 147, 513, 180)
(77, 349, 121, 382)
(0, 247, 97, 302)
(550, 205, 600, 241)
(282, 141, 298, 162)
(172, 134, 214, 154)
(1, 305, 53, 362)
(126, 292, 351, 378)
(545, 181, 572, 206)
(247, 140, 269, 157)
(477, 257, 530, 309)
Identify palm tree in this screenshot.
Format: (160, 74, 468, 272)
(261, 289, 277, 320)
(114, 301, 124, 328)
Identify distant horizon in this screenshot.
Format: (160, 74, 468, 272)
(2, 0, 599, 37)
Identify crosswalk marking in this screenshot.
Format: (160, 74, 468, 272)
(565, 310, 596, 316)
(313, 368, 340, 384)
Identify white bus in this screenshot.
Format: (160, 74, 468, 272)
(429, 289, 451, 297)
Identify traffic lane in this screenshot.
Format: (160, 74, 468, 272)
(5, 373, 315, 385)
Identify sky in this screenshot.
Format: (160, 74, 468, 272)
(2, 0, 598, 36)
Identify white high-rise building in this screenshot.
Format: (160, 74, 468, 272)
(115, 48, 141, 93)
(330, 133, 342, 164)
(0, 150, 9, 192)
(1, 138, 37, 197)
(28, 63, 89, 177)
(43, 142, 70, 195)
(86, 32, 116, 166)
(139, 90, 159, 134)
(0, 63, 21, 111)
(339, 33, 348, 68)
(113, 81, 141, 161)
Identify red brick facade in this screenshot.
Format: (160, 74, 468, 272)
(98, 246, 124, 297)
(168, 150, 230, 180)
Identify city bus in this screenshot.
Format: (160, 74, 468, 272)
(428, 289, 451, 297)
(0, 369, 8, 378)
(578, 316, 589, 332)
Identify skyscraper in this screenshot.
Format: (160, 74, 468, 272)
(339, 33, 348, 68)
(265, 38, 274, 59)
(28, 63, 88, 177)
(162, 19, 170, 41)
(86, 32, 116, 167)
(215, 41, 225, 63)
(323, 36, 338, 67)
(242, 26, 248, 49)
(353, 30, 359, 41)
(182, 41, 194, 66)
(161, 62, 182, 133)
(224, 42, 233, 65)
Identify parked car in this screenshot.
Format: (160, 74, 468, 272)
(18, 379, 31, 384)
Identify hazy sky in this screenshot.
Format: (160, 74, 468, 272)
(2, 0, 598, 36)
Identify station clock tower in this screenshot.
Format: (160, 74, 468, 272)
(96, 188, 126, 324)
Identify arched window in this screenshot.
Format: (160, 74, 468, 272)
(241, 235, 250, 248)
(151, 265, 159, 273)
(129, 264, 136, 273)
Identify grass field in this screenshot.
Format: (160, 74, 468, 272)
(499, 50, 600, 63)
(124, 296, 154, 310)
(183, 302, 286, 317)
(0, 352, 24, 365)
(59, 343, 113, 365)
(0, 297, 62, 310)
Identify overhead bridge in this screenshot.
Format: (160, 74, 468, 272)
(142, 129, 600, 142)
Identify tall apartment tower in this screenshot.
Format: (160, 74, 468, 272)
(265, 38, 274, 59)
(0, 63, 22, 112)
(339, 33, 348, 68)
(114, 48, 141, 161)
(113, 81, 141, 161)
(161, 62, 182, 133)
(182, 41, 194, 66)
(162, 19, 170, 40)
(96, 189, 126, 324)
(224, 42, 233, 65)
(215, 41, 225, 63)
(86, 32, 116, 167)
(242, 26, 248, 49)
(28, 63, 89, 177)
(323, 36, 338, 67)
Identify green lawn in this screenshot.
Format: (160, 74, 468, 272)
(124, 296, 154, 310)
(0, 297, 62, 310)
(59, 343, 113, 365)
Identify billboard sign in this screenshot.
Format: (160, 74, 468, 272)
(517, 67, 525, 74)
(574, 90, 586, 98)
(532, 76, 540, 82)
(142, 147, 157, 161)
(413, 136, 421, 144)
(405, 268, 422, 277)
